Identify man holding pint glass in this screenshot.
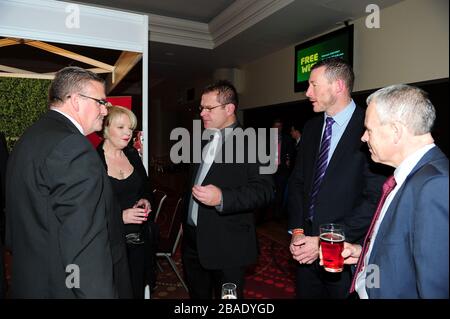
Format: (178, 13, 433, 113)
(287, 58, 384, 299)
(321, 84, 448, 299)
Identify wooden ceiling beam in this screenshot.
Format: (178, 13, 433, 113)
(0, 72, 54, 80)
(25, 40, 114, 72)
(0, 37, 20, 47)
(106, 51, 141, 94)
(0, 64, 35, 74)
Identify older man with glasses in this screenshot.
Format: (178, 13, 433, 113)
(5, 66, 132, 298)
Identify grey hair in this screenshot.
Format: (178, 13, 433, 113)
(367, 84, 435, 135)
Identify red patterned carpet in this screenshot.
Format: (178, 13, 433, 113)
(152, 220, 297, 299)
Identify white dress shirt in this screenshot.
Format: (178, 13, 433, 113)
(50, 108, 84, 135)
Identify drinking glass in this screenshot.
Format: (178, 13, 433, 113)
(221, 283, 237, 299)
(319, 223, 345, 272)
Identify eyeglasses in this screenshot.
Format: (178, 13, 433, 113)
(78, 94, 112, 107)
(198, 103, 227, 112)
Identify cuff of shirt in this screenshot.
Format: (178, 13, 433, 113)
(215, 194, 223, 212)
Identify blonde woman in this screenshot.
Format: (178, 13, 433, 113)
(97, 105, 157, 299)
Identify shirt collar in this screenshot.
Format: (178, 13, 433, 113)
(324, 99, 356, 127)
(50, 108, 84, 135)
(394, 143, 436, 186)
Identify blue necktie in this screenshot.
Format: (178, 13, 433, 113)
(307, 117, 335, 221)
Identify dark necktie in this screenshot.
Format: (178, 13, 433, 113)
(350, 175, 397, 293)
(307, 117, 335, 221)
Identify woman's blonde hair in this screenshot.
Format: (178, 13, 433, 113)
(102, 105, 137, 139)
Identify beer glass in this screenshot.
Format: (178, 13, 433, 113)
(221, 283, 237, 299)
(319, 223, 345, 272)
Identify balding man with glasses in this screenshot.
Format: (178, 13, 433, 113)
(5, 66, 132, 298)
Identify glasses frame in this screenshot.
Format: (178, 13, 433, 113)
(198, 103, 227, 113)
(78, 93, 112, 107)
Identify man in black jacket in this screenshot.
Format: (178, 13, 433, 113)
(0, 132, 8, 298)
(5, 67, 132, 298)
(288, 58, 384, 298)
(182, 80, 274, 299)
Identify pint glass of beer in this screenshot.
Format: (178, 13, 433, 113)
(319, 223, 345, 272)
(221, 283, 237, 299)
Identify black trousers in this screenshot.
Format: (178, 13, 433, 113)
(126, 222, 159, 299)
(182, 225, 245, 299)
(295, 260, 352, 299)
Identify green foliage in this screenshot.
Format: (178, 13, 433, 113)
(0, 77, 51, 151)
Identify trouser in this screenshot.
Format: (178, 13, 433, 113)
(296, 260, 352, 299)
(182, 224, 245, 299)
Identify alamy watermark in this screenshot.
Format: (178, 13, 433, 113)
(365, 264, 380, 289)
(365, 4, 381, 29)
(65, 4, 80, 29)
(170, 120, 279, 174)
(65, 264, 80, 289)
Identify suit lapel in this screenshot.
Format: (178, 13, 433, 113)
(369, 146, 444, 260)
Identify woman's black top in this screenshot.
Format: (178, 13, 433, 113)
(97, 143, 152, 235)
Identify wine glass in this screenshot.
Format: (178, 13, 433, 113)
(221, 283, 237, 299)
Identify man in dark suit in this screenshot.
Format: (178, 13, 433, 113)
(5, 66, 132, 298)
(289, 123, 302, 165)
(182, 80, 274, 299)
(336, 84, 448, 298)
(288, 58, 383, 298)
(0, 132, 8, 298)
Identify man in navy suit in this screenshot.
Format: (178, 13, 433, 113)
(288, 58, 383, 298)
(337, 84, 448, 298)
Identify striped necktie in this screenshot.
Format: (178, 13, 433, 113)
(307, 116, 334, 221)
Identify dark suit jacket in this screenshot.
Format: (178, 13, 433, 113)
(0, 132, 7, 298)
(288, 105, 384, 242)
(5, 110, 132, 298)
(367, 146, 448, 298)
(183, 124, 274, 269)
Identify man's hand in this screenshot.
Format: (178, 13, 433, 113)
(342, 242, 362, 265)
(290, 235, 320, 264)
(192, 184, 222, 206)
(319, 242, 362, 266)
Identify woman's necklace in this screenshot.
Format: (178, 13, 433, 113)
(119, 169, 125, 179)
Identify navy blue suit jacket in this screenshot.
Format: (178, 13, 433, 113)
(367, 146, 449, 299)
(288, 105, 384, 242)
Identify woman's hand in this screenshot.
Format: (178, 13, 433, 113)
(122, 207, 148, 224)
(133, 198, 151, 213)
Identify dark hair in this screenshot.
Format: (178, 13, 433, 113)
(291, 122, 302, 133)
(202, 80, 239, 109)
(311, 57, 354, 93)
(48, 66, 105, 106)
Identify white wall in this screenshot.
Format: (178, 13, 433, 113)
(239, 0, 449, 109)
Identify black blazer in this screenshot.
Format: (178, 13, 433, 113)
(183, 124, 275, 269)
(5, 110, 132, 298)
(0, 132, 7, 298)
(288, 105, 384, 242)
